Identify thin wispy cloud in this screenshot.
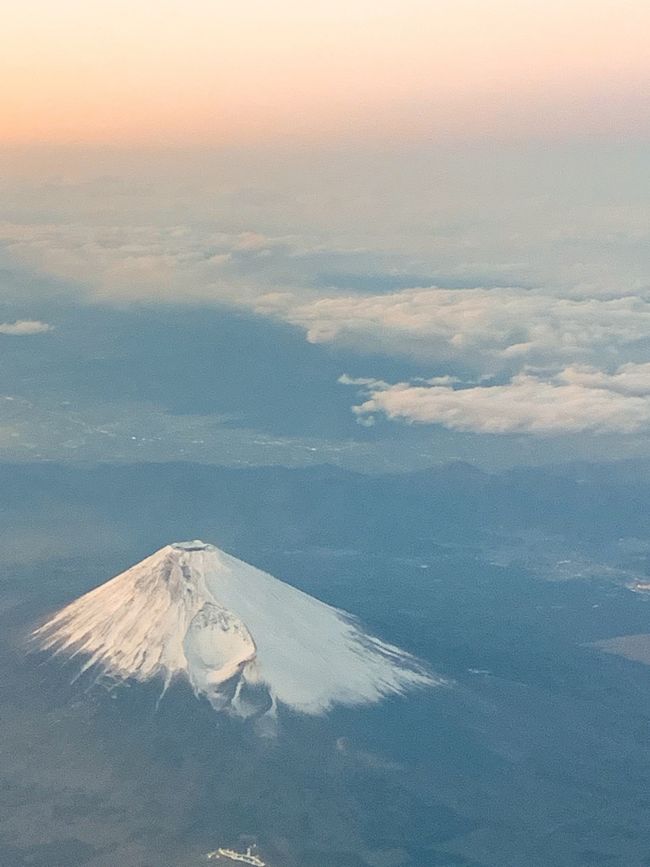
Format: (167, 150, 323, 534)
(0, 320, 51, 336)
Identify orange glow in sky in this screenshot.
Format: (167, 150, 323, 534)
(3, 0, 650, 145)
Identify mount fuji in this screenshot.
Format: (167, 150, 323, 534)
(34, 541, 437, 721)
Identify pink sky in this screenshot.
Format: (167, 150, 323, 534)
(3, 0, 650, 145)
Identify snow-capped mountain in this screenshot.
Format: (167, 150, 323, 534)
(34, 541, 437, 720)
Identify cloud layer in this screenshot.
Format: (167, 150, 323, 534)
(2, 191, 650, 445)
(3, 220, 647, 368)
(343, 364, 650, 435)
(261, 287, 650, 366)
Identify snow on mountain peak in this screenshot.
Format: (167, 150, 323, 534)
(33, 541, 438, 722)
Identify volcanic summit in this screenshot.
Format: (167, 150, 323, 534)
(34, 541, 436, 720)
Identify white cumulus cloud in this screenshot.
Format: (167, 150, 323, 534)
(263, 287, 650, 366)
(342, 363, 650, 436)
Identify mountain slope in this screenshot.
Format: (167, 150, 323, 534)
(34, 541, 436, 719)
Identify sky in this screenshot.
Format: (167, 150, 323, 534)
(3, 0, 650, 145)
(1, 2, 650, 470)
